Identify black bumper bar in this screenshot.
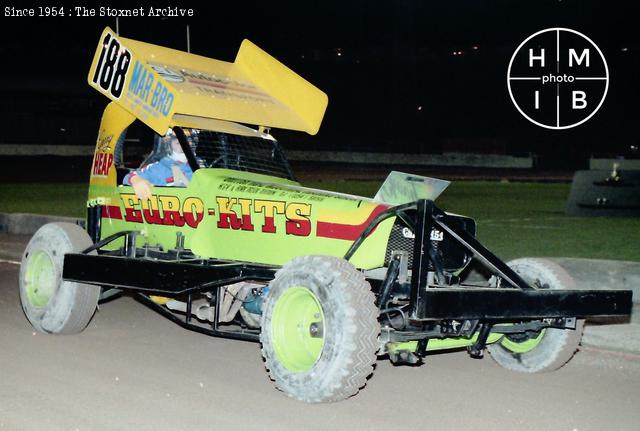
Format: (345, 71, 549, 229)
(63, 254, 275, 295)
(417, 288, 632, 320)
(63, 253, 632, 320)
(342, 198, 633, 320)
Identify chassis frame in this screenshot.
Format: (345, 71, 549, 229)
(63, 199, 633, 354)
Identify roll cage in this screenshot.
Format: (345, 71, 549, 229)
(113, 123, 296, 183)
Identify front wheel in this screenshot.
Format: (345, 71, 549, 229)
(260, 255, 379, 403)
(488, 258, 585, 372)
(19, 223, 100, 334)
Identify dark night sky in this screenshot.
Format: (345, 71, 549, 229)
(1, 0, 638, 167)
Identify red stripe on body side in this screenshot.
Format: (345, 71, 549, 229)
(316, 204, 389, 241)
(101, 205, 123, 220)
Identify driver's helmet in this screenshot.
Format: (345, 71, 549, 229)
(161, 128, 187, 163)
(140, 128, 191, 168)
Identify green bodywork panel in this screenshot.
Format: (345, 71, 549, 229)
(90, 169, 395, 269)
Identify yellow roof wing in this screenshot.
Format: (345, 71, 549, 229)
(88, 27, 328, 135)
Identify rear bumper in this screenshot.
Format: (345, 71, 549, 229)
(343, 199, 634, 321)
(415, 287, 632, 320)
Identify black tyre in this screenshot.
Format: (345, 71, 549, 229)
(260, 255, 379, 402)
(19, 222, 100, 334)
(488, 258, 585, 372)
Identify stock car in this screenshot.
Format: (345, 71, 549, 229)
(19, 27, 632, 402)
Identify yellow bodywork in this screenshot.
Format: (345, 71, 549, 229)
(87, 27, 328, 136)
(86, 28, 394, 271)
(88, 26, 329, 202)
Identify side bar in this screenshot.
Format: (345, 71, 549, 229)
(63, 254, 275, 294)
(415, 288, 633, 320)
(134, 293, 260, 342)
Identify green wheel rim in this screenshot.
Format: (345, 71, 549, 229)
(271, 287, 325, 372)
(500, 329, 546, 354)
(24, 251, 57, 308)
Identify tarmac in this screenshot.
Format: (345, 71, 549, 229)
(1, 212, 638, 355)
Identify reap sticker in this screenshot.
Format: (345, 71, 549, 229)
(91, 132, 114, 178)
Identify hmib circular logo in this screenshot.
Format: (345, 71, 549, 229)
(507, 28, 609, 130)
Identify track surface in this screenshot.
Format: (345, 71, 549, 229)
(1, 235, 639, 431)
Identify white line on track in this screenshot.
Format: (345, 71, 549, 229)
(0, 258, 20, 265)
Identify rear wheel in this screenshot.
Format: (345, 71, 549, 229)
(261, 255, 379, 402)
(19, 223, 100, 334)
(488, 258, 584, 372)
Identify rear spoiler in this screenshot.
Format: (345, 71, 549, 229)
(88, 27, 328, 136)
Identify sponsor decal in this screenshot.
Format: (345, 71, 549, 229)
(148, 64, 185, 83)
(104, 190, 386, 242)
(147, 63, 274, 104)
(430, 229, 444, 241)
(402, 227, 415, 239)
(92, 132, 114, 177)
(216, 196, 312, 236)
(106, 194, 312, 236)
(90, 30, 175, 131)
(118, 194, 205, 228)
(128, 60, 175, 117)
(401, 227, 443, 242)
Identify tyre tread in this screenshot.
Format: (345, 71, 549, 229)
(19, 222, 99, 335)
(488, 257, 584, 373)
(261, 255, 379, 402)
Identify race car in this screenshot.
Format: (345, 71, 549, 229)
(19, 27, 633, 403)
